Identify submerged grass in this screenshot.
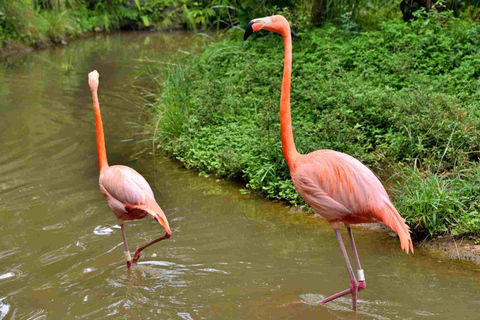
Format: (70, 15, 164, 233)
(149, 10, 480, 239)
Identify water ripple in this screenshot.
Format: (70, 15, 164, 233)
(22, 309, 47, 320)
(0, 248, 19, 261)
(93, 226, 115, 236)
(137, 260, 184, 267)
(0, 272, 15, 280)
(197, 268, 230, 275)
(0, 297, 10, 320)
(38, 245, 77, 267)
(177, 312, 194, 320)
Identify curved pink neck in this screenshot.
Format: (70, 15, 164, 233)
(280, 30, 300, 169)
(91, 90, 109, 171)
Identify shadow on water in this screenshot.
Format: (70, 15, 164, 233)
(0, 31, 479, 319)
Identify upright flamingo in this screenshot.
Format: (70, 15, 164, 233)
(88, 70, 172, 269)
(244, 16, 413, 311)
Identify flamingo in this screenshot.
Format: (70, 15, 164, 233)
(88, 70, 172, 269)
(244, 16, 413, 311)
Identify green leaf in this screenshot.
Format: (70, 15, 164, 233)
(141, 16, 150, 27)
(134, 0, 141, 10)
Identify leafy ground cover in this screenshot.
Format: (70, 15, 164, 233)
(149, 10, 480, 240)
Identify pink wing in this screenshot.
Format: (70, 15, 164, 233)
(99, 165, 154, 206)
(294, 170, 353, 222)
(99, 165, 170, 232)
(292, 150, 413, 253)
(293, 150, 387, 218)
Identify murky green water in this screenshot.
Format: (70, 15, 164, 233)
(0, 32, 479, 320)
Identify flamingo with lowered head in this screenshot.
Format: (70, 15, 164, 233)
(244, 16, 413, 311)
(88, 70, 172, 269)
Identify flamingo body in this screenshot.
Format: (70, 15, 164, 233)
(99, 165, 170, 228)
(88, 70, 171, 268)
(244, 15, 413, 310)
(292, 150, 412, 253)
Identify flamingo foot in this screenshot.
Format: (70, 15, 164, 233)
(132, 231, 171, 264)
(318, 281, 366, 311)
(132, 250, 141, 264)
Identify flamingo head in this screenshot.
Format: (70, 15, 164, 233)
(244, 15, 290, 41)
(88, 70, 100, 92)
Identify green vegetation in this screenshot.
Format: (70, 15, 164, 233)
(4, 0, 479, 239)
(149, 8, 480, 240)
(3, 0, 480, 51)
(0, 0, 237, 50)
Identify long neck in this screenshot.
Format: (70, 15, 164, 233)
(280, 31, 300, 168)
(92, 90, 109, 171)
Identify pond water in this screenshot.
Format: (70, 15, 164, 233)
(0, 31, 479, 320)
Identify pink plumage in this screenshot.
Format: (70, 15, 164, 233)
(292, 150, 413, 253)
(244, 15, 413, 311)
(88, 70, 171, 269)
(99, 166, 171, 230)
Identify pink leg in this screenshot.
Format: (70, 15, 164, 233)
(319, 228, 360, 311)
(132, 231, 172, 264)
(121, 224, 132, 269)
(347, 227, 362, 269)
(347, 227, 366, 291)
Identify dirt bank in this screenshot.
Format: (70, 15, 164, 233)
(309, 212, 480, 265)
(420, 236, 480, 264)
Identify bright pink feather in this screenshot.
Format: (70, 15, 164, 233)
(291, 150, 413, 253)
(99, 165, 170, 232)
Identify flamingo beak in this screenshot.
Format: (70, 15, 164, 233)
(244, 20, 256, 41)
(244, 18, 269, 41)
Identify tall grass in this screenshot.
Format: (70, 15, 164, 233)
(395, 165, 480, 238)
(152, 64, 193, 143)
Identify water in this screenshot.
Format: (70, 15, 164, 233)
(0, 31, 479, 320)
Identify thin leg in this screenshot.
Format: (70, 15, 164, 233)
(132, 231, 171, 264)
(347, 227, 362, 270)
(319, 228, 359, 311)
(347, 227, 366, 291)
(121, 224, 132, 269)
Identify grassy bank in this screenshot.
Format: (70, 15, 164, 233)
(149, 9, 480, 240)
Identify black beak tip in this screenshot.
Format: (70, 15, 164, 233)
(244, 21, 254, 41)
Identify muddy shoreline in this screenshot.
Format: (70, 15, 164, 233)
(0, 32, 97, 61)
(0, 27, 184, 61)
(419, 236, 480, 264)
(363, 223, 480, 264)
(307, 212, 480, 264)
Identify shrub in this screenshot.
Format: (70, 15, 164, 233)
(150, 12, 480, 238)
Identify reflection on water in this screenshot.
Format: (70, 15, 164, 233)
(0, 31, 480, 319)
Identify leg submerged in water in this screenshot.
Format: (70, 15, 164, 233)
(121, 224, 132, 269)
(318, 228, 365, 311)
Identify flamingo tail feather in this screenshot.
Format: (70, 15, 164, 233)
(377, 197, 414, 254)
